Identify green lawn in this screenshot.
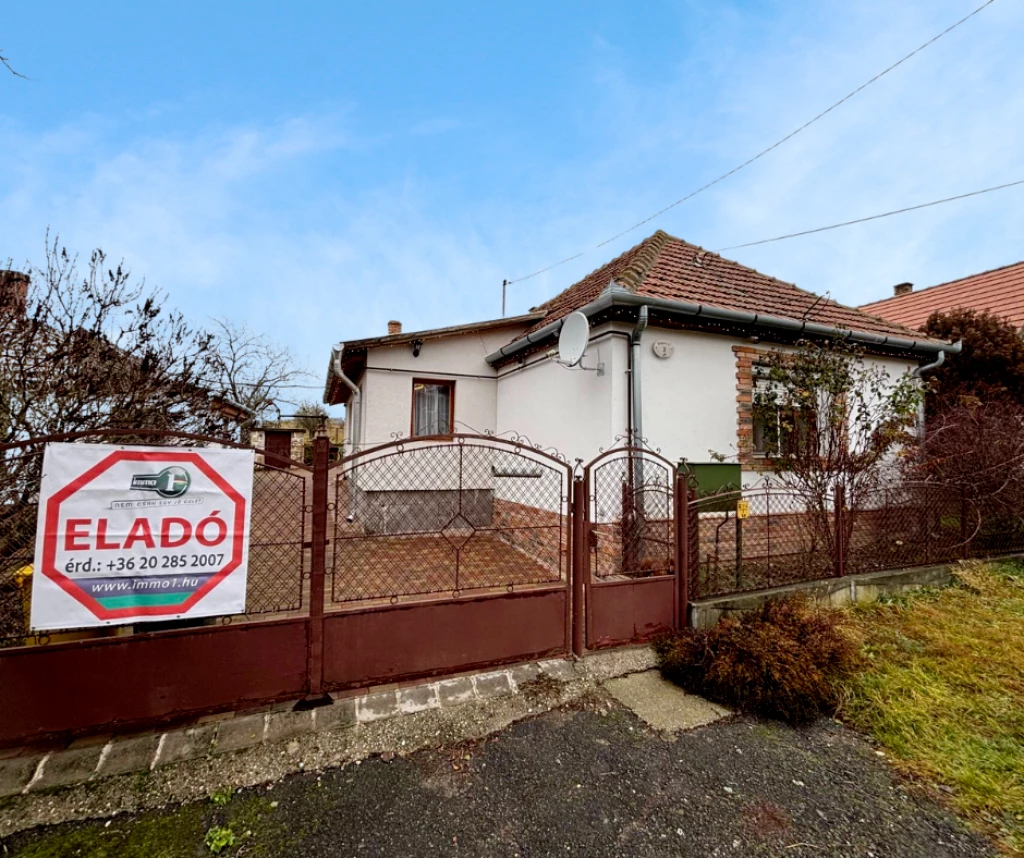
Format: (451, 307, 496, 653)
(843, 561, 1024, 855)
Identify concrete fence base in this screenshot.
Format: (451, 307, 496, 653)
(688, 563, 958, 629)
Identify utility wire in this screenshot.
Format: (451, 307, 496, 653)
(505, 0, 997, 285)
(716, 178, 1024, 251)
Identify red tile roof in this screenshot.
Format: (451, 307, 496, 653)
(860, 260, 1024, 331)
(523, 230, 922, 340)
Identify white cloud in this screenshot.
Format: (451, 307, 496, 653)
(1, 0, 1022, 416)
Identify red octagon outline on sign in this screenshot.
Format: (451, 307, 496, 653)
(40, 450, 247, 621)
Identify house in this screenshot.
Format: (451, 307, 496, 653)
(860, 260, 1024, 331)
(251, 417, 344, 467)
(323, 230, 957, 476)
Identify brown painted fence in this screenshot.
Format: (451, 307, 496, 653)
(686, 479, 988, 600)
(4, 428, 1011, 748)
(0, 432, 690, 747)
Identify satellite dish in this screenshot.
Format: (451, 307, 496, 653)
(558, 312, 590, 367)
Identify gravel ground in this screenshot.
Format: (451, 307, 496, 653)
(1, 697, 994, 858)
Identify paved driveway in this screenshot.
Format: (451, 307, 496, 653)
(2, 696, 992, 858)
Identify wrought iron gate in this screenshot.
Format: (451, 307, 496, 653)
(323, 434, 575, 688)
(581, 446, 685, 649)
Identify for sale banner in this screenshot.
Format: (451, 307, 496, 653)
(30, 443, 255, 630)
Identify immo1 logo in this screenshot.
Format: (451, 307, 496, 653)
(129, 466, 192, 498)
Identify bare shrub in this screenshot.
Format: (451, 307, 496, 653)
(654, 598, 861, 725)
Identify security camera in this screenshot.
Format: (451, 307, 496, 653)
(346, 514, 355, 524)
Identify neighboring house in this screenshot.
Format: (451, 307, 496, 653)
(324, 230, 957, 477)
(860, 260, 1024, 331)
(251, 418, 345, 467)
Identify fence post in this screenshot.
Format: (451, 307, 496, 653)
(834, 484, 846, 578)
(571, 476, 586, 658)
(675, 473, 689, 630)
(307, 434, 329, 696)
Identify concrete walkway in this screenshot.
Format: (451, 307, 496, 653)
(604, 670, 731, 731)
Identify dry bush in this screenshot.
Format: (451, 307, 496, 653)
(654, 597, 861, 725)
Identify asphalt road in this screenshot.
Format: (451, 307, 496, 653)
(3, 701, 993, 858)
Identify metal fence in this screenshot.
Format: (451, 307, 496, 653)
(6, 425, 1024, 746)
(687, 479, 988, 600)
(0, 430, 308, 649)
(331, 436, 571, 605)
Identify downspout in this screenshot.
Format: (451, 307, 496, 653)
(630, 306, 649, 445)
(628, 305, 649, 574)
(332, 343, 361, 520)
(910, 347, 950, 438)
(331, 343, 361, 457)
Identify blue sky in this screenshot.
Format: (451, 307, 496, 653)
(3, 1, 1023, 402)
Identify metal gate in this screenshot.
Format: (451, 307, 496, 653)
(582, 446, 684, 649)
(322, 434, 574, 688)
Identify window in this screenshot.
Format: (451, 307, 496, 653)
(411, 379, 454, 437)
(752, 379, 817, 458)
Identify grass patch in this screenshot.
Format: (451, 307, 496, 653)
(843, 561, 1024, 855)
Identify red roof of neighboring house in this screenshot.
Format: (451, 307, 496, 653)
(860, 260, 1024, 330)
(523, 230, 921, 340)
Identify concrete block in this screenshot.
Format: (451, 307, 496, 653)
(155, 725, 217, 767)
(538, 659, 576, 682)
(356, 690, 399, 723)
(313, 699, 356, 733)
(264, 710, 313, 745)
(473, 672, 513, 700)
(605, 671, 730, 732)
(31, 746, 102, 790)
(100, 734, 161, 777)
(213, 714, 266, 755)
(0, 755, 42, 798)
(509, 662, 540, 689)
(398, 684, 439, 714)
(436, 677, 475, 707)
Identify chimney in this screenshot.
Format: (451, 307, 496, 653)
(0, 271, 29, 315)
(893, 282, 913, 297)
(387, 320, 402, 335)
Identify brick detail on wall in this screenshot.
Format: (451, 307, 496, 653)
(733, 345, 759, 469)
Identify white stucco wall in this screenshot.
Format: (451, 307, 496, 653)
(640, 329, 738, 466)
(346, 325, 529, 451)
(639, 328, 917, 472)
(347, 317, 922, 476)
(494, 324, 629, 463)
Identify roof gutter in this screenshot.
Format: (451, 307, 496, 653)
(484, 283, 962, 365)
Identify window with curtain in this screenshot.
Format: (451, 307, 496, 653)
(412, 380, 454, 437)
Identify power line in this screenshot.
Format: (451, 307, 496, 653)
(715, 178, 1024, 251)
(505, 0, 997, 285)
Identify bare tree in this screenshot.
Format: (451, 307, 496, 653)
(907, 401, 1024, 550)
(205, 318, 310, 437)
(293, 399, 329, 439)
(0, 236, 235, 576)
(752, 337, 921, 556)
(0, 235, 231, 444)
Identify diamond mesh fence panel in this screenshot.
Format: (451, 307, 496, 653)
(331, 439, 570, 604)
(689, 486, 836, 599)
(844, 483, 977, 575)
(589, 452, 674, 580)
(0, 435, 308, 649)
(688, 480, 986, 600)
